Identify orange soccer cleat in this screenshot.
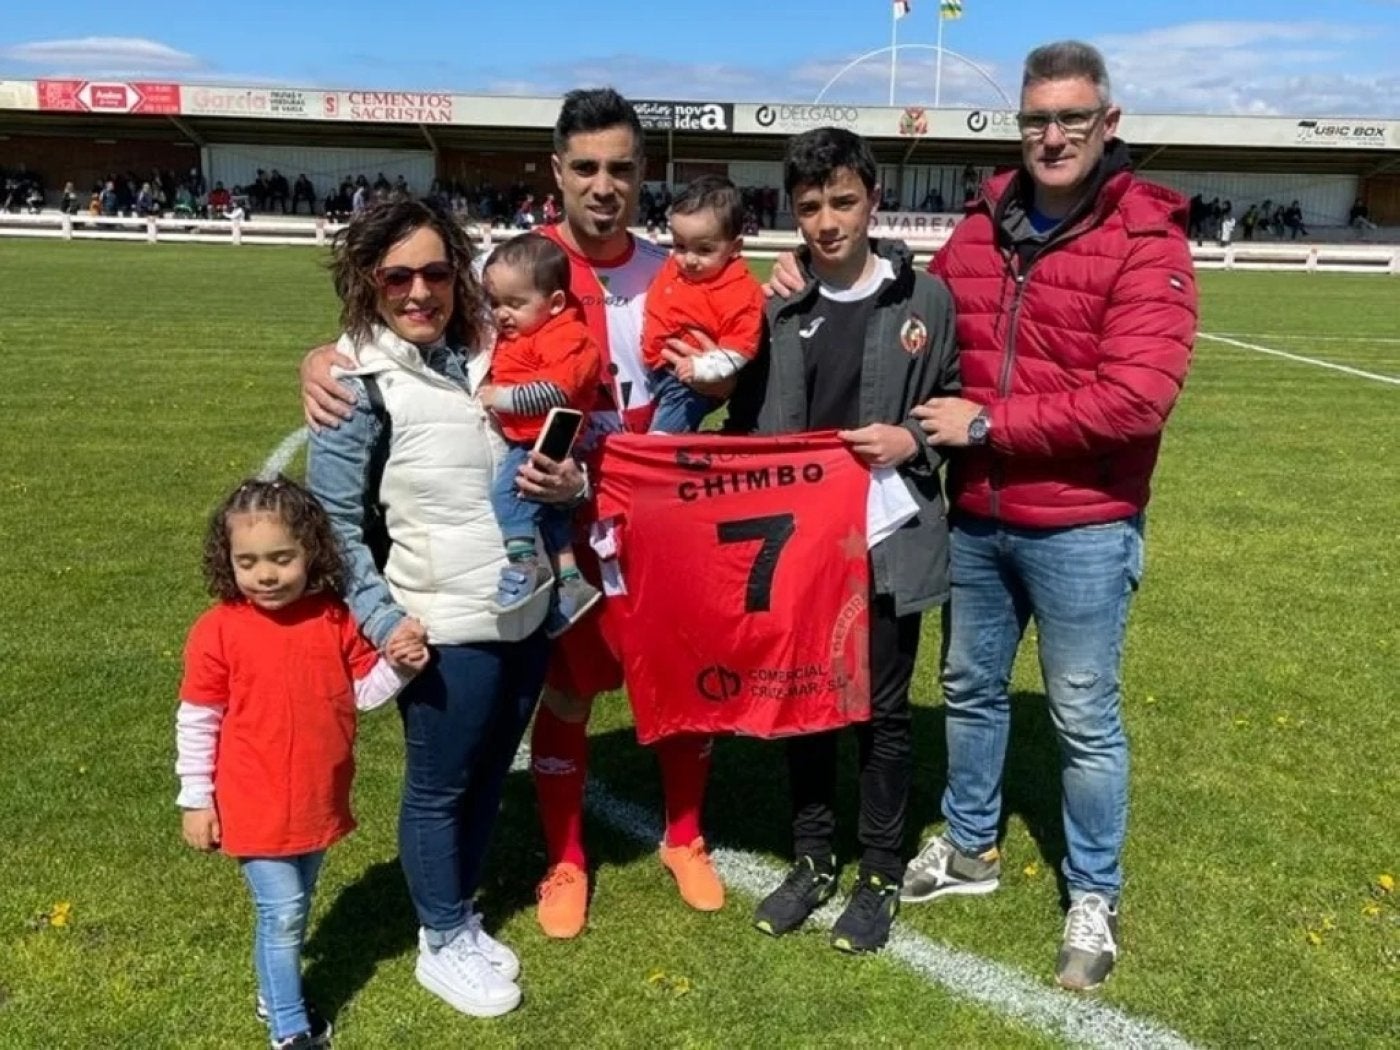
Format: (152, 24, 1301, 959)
(536, 862, 589, 939)
(659, 837, 725, 912)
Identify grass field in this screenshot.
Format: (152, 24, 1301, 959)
(1, 240, 1397, 1049)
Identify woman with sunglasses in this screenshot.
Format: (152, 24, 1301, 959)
(307, 198, 551, 1020)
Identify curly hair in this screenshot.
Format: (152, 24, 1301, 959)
(201, 475, 346, 602)
(330, 197, 488, 349)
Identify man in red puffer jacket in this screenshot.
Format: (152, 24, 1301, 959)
(902, 40, 1197, 992)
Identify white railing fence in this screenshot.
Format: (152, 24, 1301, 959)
(3, 211, 1398, 276)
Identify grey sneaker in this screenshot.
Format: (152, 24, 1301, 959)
(1056, 894, 1119, 991)
(462, 907, 520, 981)
(491, 558, 552, 615)
(545, 574, 603, 639)
(901, 834, 1001, 903)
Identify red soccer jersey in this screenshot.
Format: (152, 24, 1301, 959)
(642, 254, 765, 371)
(536, 223, 667, 444)
(488, 305, 601, 444)
(596, 432, 873, 744)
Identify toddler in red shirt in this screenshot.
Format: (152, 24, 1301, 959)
(478, 233, 603, 637)
(175, 476, 427, 1049)
(642, 175, 766, 433)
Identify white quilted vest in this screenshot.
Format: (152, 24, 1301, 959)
(343, 329, 547, 644)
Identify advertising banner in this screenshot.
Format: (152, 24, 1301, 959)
(37, 79, 180, 114)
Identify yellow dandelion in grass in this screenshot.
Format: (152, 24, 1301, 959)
(1144, 694, 1157, 706)
(1232, 717, 1250, 728)
(1377, 874, 1395, 894)
(1274, 714, 1293, 729)
(49, 901, 72, 928)
(1362, 902, 1382, 918)
(1023, 861, 1041, 879)
(1305, 929, 1323, 946)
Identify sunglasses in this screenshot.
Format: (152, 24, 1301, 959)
(374, 262, 456, 296)
(1015, 107, 1107, 140)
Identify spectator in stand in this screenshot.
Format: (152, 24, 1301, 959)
(61, 182, 78, 215)
(25, 183, 45, 214)
(1285, 200, 1306, 239)
(513, 194, 536, 229)
(292, 174, 316, 214)
(961, 163, 980, 203)
(88, 184, 103, 216)
(541, 192, 560, 225)
(268, 170, 291, 214)
(100, 180, 120, 217)
(208, 182, 232, 218)
(1241, 204, 1258, 241)
(762, 185, 779, 227)
(1349, 199, 1376, 236)
(373, 172, 391, 195)
(136, 182, 158, 217)
(393, 174, 410, 200)
(174, 183, 196, 218)
(352, 182, 369, 215)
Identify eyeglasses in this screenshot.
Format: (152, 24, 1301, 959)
(1015, 107, 1107, 140)
(374, 262, 456, 296)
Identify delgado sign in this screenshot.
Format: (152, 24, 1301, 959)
(325, 91, 454, 123)
(38, 79, 180, 114)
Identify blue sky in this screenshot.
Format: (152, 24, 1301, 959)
(3, 0, 1399, 116)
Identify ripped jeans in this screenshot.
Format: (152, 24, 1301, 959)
(940, 514, 1143, 902)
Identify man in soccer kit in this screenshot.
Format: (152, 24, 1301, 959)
(725, 127, 960, 953)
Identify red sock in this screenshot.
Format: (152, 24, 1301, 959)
(657, 734, 713, 848)
(531, 706, 589, 869)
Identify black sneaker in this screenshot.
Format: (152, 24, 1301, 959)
(1055, 894, 1119, 991)
(831, 871, 900, 954)
(754, 854, 837, 937)
(258, 1000, 332, 1049)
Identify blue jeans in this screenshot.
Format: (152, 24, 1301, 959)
(940, 514, 1144, 902)
(239, 852, 326, 1041)
(648, 368, 717, 434)
(490, 443, 575, 554)
(398, 634, 548, 947)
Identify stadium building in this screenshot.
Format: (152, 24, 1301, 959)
(2, 77, 1398, 231)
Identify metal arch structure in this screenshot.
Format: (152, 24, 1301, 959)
(813, 44, 1014, 108)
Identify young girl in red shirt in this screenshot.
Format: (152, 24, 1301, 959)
(175, 475, 427, 1049)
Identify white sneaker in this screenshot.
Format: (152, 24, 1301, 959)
(415, 928, 521, 1017)
(463, 907, 521, 981)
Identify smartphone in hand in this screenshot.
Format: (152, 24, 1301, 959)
(533, 407, 584, 463)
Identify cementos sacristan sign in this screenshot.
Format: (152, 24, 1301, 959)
(322, 91, 455, 123)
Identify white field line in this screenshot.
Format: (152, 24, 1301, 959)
(1208, 332, 1400, 346)
(259, 426, 309, 479)
(1198, 333, 1400, 386)
(265, 430, 1197, 1050)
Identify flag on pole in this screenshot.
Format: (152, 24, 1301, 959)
(894, 0, 912, 18)
(940, 0, 963, 18)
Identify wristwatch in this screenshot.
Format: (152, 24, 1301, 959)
(967, 409, 991, 446)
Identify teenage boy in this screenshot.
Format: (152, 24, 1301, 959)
(724, 127, 960, 953)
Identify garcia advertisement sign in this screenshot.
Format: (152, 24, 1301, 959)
(634, 100, 733, 132)
(181, 86, 317, 119)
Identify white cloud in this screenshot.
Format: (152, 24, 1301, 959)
(0, 36, 203, 74)
(1091, 20, 1396, 116)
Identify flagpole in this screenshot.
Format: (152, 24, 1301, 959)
(890, 5, 899, 106)
(934, 7, 945, 108)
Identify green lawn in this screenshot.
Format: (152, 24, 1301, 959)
(0, 241, 1396, 1049)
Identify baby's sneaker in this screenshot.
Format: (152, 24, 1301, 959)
(546, 574, 603, 638)
(491, 557, 551, 615)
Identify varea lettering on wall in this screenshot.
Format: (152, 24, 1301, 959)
(1295, 120, 1388, 148)
(634, 101, 732, 132)
(868, 212, 962, 237)
(754, 104, 861, 131)
(331, 91, 454, 123)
